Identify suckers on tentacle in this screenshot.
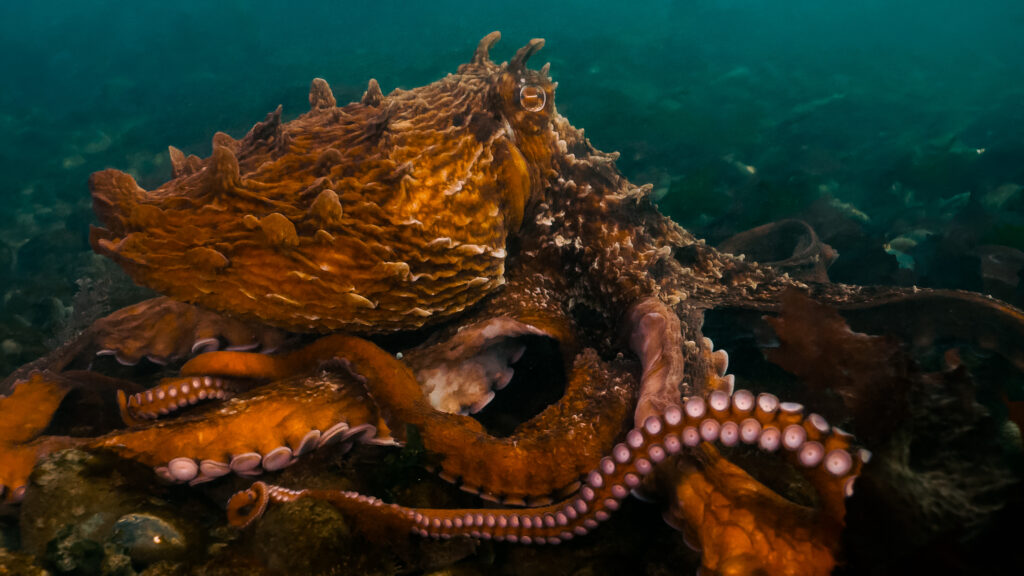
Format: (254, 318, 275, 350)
(93, 371, 394, 485)
(228, 386, 866, 545)
(117, 375, 255, 426)
(181, 333, 637, 502)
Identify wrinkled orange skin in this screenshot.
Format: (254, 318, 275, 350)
(90, 35, 554, 333)
(667, 446, 843, 576)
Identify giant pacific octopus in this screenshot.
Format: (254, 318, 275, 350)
(2, 32, 1023, 575)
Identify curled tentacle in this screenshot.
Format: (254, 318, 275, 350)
(117, 375, 257, 426)
(184, 334, 637, 501)
(93, 372, 392, 485)
(718, 218, 837, 283)
(228, 387, 865, 549)
(227, 480, 274, 527)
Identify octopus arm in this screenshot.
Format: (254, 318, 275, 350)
(182, 334, 636, 500)
(90, 372, 388, 485)
(227, 386, 866, 574)
(667, 445, 844, 576)
(806, 284, 1024, 372)
(0, 372, 85, 503)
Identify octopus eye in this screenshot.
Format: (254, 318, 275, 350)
(518, 84, 547, 112)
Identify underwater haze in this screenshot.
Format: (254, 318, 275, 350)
(2, 0, 1023, 365)
(1, 1, 1023, 574)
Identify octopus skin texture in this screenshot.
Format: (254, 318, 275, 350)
(2, 31, 1023, 575)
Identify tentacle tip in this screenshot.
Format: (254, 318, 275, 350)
(227, 482, 269, 528)
(3, 484, 28, 504)
(116, 389, 145, 427)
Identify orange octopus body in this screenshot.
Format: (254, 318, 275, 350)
(89, 42, 549, 333)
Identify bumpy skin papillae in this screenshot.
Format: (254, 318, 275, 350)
(89, 33, 539, 334)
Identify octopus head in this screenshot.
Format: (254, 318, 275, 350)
(454, 32, 559, 230)
(87, 32, 560, 334)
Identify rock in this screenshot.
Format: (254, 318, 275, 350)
(44, 522, 106, 574)
(20, 449, 135, 558)
(19, 449, 200, 572)
(0, 548, 48, 575)
(110, 513, 188, 566)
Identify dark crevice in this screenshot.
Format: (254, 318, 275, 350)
(470, 335, 565, 437)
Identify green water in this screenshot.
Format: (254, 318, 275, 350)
(2, 1, 1022, 368)
(1, 2, 1022, 573)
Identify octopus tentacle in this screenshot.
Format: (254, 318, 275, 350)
(91, 297, 288, 366)
(717, 218, 837, 283)
(117, 375, 256, 426)
(808, 285, 1024, 371)
(0, 372, 86, 503)
(1, 298, 288, 393)
(182, 334, 636, 501)
(92, 371, 392, 485)
(447, 349, 635, 502)
(228, 387, 865, 549)
(667, 444, 846, 576)
(689, 244, 1024, 371)
(2, 334, 98, 394)
(627, 297, 686, 427)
